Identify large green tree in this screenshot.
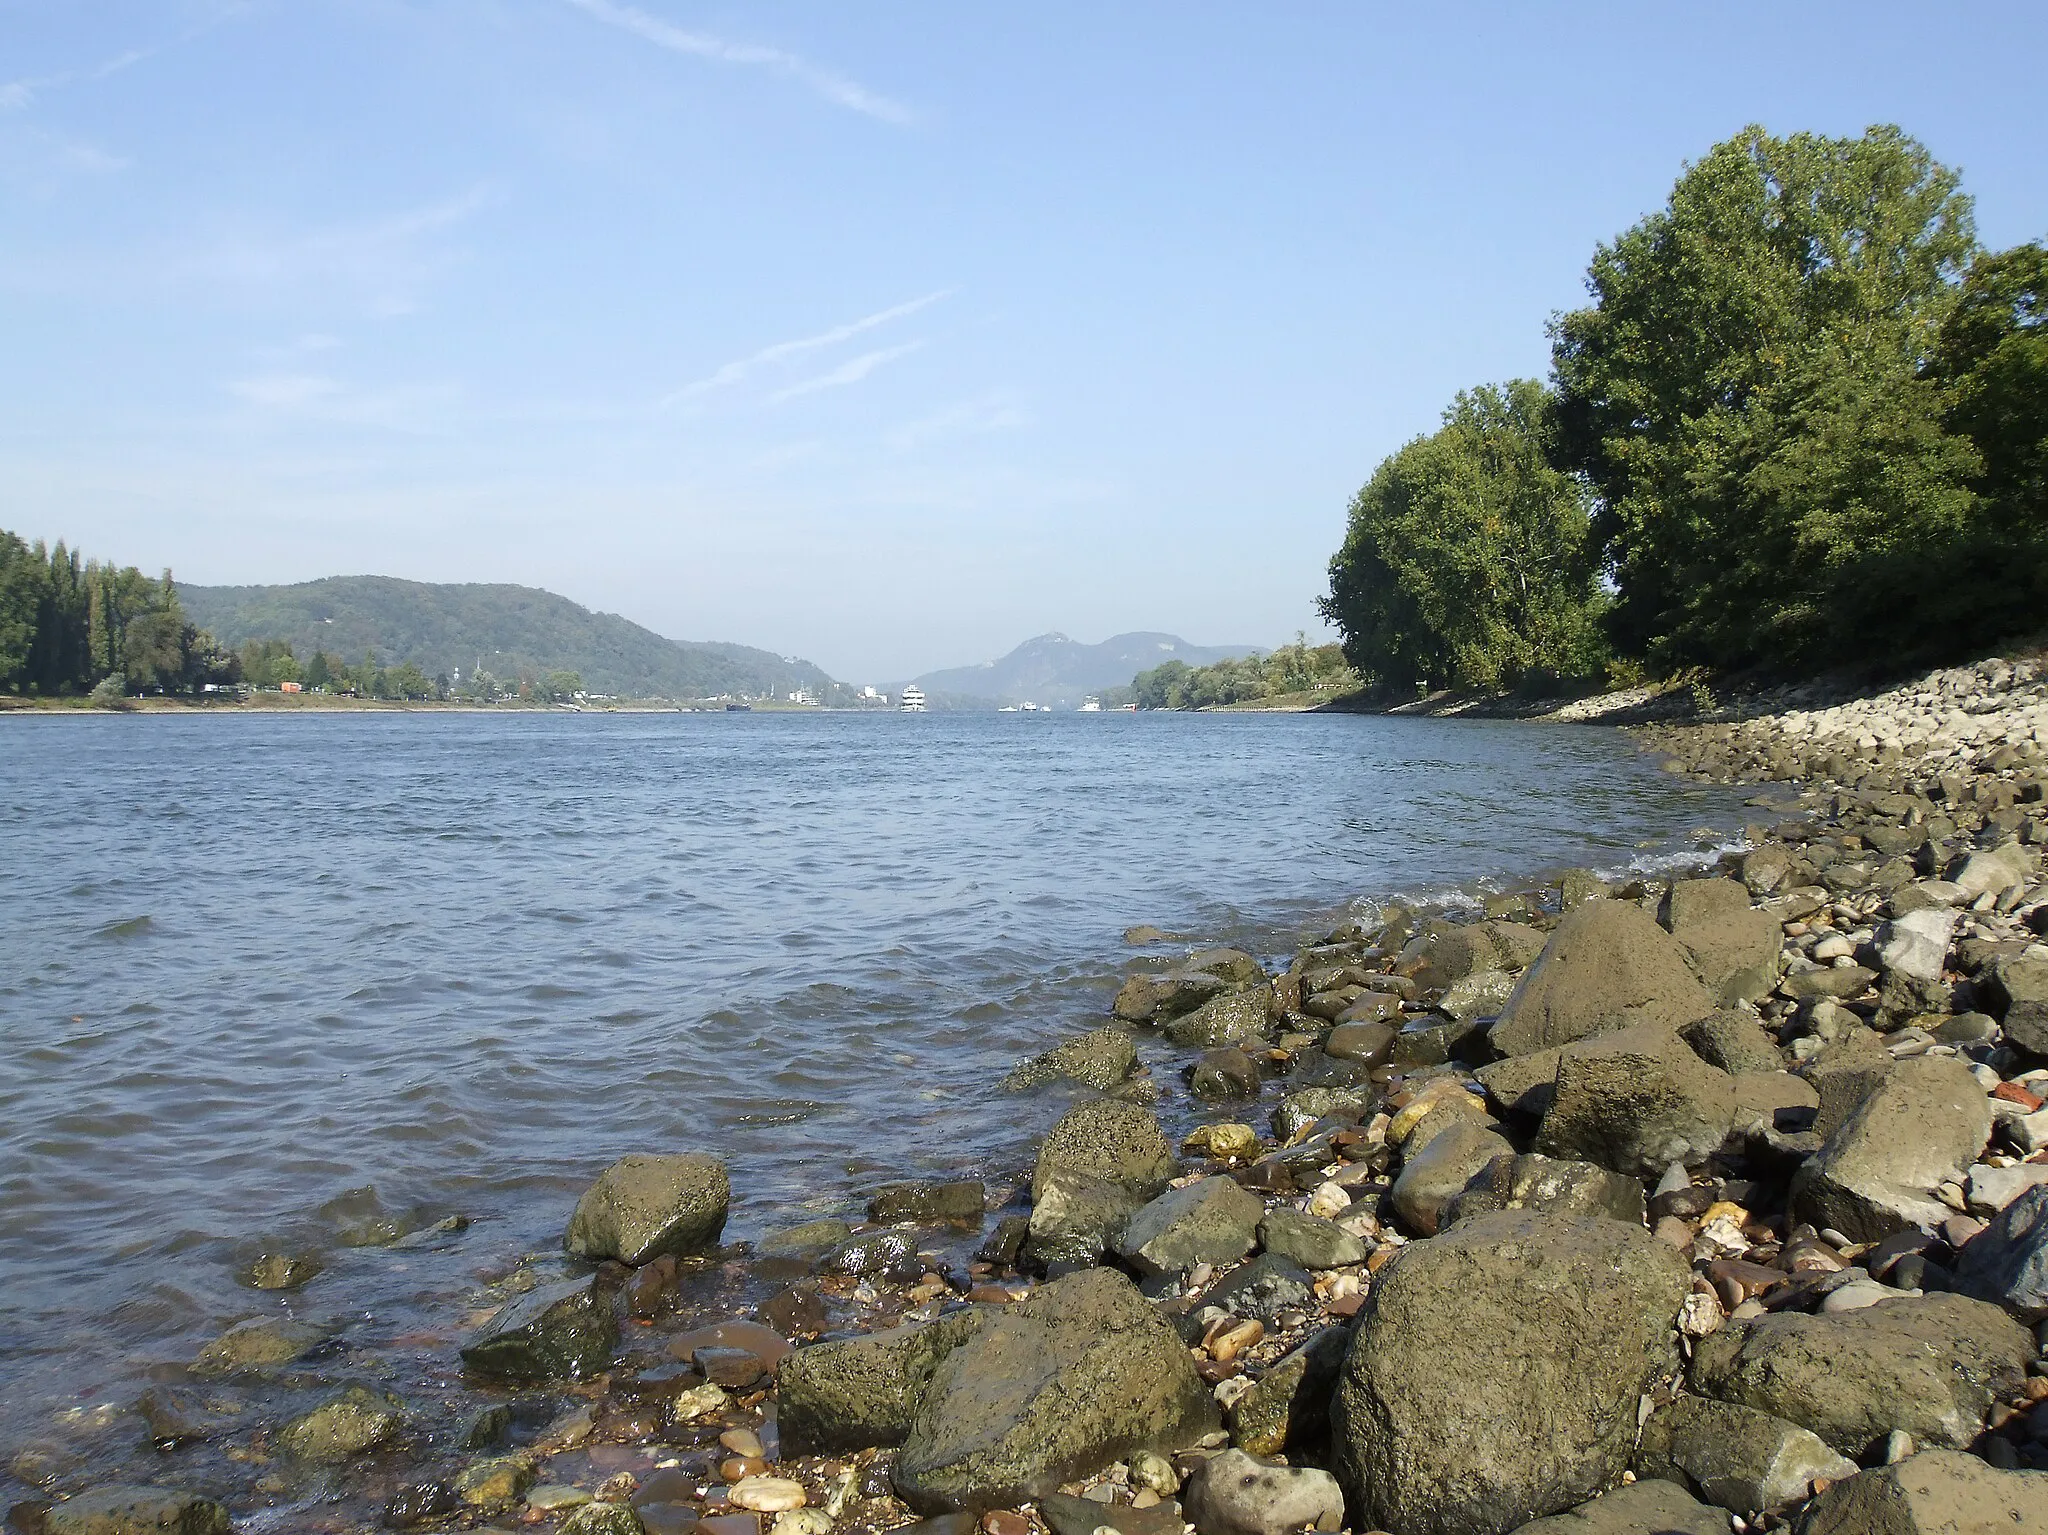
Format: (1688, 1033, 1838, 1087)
(1550, 124, 1986, 668)
(1321, 380, 1605, 692)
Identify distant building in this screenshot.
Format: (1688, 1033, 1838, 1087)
(279, 681, 303, 694)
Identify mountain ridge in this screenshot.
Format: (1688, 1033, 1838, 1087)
(178, 575, 835, 700)
(906, 631, 1264, 708)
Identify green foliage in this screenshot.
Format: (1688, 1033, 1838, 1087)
(1131, 636, 1359, 709)
(1549, 123, 1997, 669)
(1931, 240, 2048, 640)
(239, 638, 300, 688)
(537, 669, 583, 703)
(0, 530, 237, 696)
(1320, 381, 1607, 692)
(177, 575, 833, 701)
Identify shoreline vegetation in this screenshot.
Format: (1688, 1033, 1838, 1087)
(23, 652, 2048, 1535)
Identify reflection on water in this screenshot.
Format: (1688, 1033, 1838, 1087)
(0, 709, 1740, 1467)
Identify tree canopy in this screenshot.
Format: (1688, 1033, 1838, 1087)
(1548, 123, 2021, 670)
(1321, 380, 1606, 693)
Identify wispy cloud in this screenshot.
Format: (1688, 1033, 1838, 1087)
(769, 341, 925, 403)
(665, 289, 951, 405)
(1, 38, 175, 114)
(563, 0, 911, 124)
(887, 392, 1031, 452)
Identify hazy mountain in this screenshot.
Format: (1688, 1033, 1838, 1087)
(179, 576, 835, 700)
(910, 632, 1263, 708)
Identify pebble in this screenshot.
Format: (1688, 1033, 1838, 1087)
(772, 1512, 834, 1535)
(670, 1383, 731, 1424)
(722, 1457, 771, 1483)
(729, 1477, 807, 1513)
(527, 1485, 593, 1512)
(719, 1429, 767, 1459)
(982, 1513, 1031, 1535)
(1306, 1182, 1351, 1218)
(1820, 1279, 1896, 1313)
(1209, 1319, 1264, 1362)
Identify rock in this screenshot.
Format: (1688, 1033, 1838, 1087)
(1796, 1447, 2048, 1534)
(1783, 965, 1878, 1001)
(1271, 1087, 1374, 1143)
(1681, 1008, 1785, 1075)
(1440, 970, 1518, 1023)
(1444, 1152, 1645, 1228)
(1324, 1020, 1398, 1064)
(1113, 970, 1230, 1023)
(1490, 899, 1714, 1057)
(1789, 1055, 1992, 1241)
(1186, 948, 1267, 986)
(277, 1384, 405, 1462)
(1635, 1395, 1857, 1517)
(1189, 1047, 1262, 1101)
(1955, 1181, 2048, 1320)
(1663, 878, 1781, 1004)
(1535, 1022, 1813, 1179)
(1330, 1210, 1690, 1535)
(560, 1505, 646, 1535)
(1506, 1480, 1728, 1535)
(456, 1455, 537, 1509)
(1003, 1026, 1139, 1091)
(1983, 955, 2048, 1054)
(460, 1277, 619, 1382)
(1392, 1011, 1484, 1067)
(729, 1478, 806, 1512)
(243, 1251, 322, 1290)
(1257, 1208, 1368, 1269)
(1181, 1450, 1344, 1535)
(1040, 1495, 1184, 1535)
(43, 1488, 231, 1535)
(564, 1153, 730, 1265)
(1029, 1100, 1176, 1260)
(1474, 1049, 1563, 1120)
(776, 1310, 987, 1452)
(1205, 1253, 1317, 1323)
(1226, 1325, 1351, 1456)
(189, 1316, 332, 1376)
(1483, 921, 1549, 970)
(1967, 1161, 2048, 1215)
(756, 1219, 855, 1261)
(1741, 845, 1795, 896)
(1878, 907, 1958, 986)
(869, 1181, 987, 1225)
(1953, 842, 2033, 900)
(1164, 987, 1273, 1049)
(136, 1390, 215, 1451)
(819, 1229, 917, 1277)
(1390, 1119, 1514, 1236)
(1115, 1177, 1265, 1276)
(1689, 1292, 2032, 1458)
(891, 1267, 1216, 1512)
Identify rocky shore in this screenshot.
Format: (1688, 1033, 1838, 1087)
(12, 654, 2048, 1535)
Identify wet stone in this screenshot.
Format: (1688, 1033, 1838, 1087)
(189, 1316, 333, 1377)
(868, 1181, 988, 1225)
(460, 1276, 619, 1383)
(42, 1487, 231, 1535)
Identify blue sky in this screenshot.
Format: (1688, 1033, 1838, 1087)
(2, 3, 2042, 682)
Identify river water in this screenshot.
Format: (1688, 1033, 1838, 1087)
(0, 709, 1744, 1497)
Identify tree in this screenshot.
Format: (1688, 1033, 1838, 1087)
(1321, 380, 1605, 692)
(539, 669, 583, 703)
(0, 531, 43, 689)
(1932, 241, 2048, 640)
(304, 650, 334, 689)
(386, 661, 432, 699)
(1550, 124, 1984, 669)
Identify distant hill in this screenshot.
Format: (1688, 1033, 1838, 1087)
(910, 632, 1264, 708)
(179, 576, 835, 700)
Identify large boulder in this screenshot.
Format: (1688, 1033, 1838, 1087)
(1181, 1450, 1344, 1535)
(1681, 1008, 1785, 1075)
(1489, 900, 1714, 1057)
(277, 1384, 406, 1463)
(1258, 1208, 1369, 1269)
(1164, 987, 1273, 1049)
(1789, 1055, 1991, 1241)
(1634, 1395, 1856, 1518)
(1983, 955, 2048, 1055)
(892, 1267, 1216, 1512)
(1114, 1177, 1264, 1276)
(43, 1489, 231, 1535)
(459, 1277, 618, 1382)
(563, 1153, 730, 1265)
(1028, 1100, 1175, 1260)
(1534, 1022, 1814, 1179)
(1955, 1181, 2048, 1320)
(1113, 970, 1230, 1023)
(1505, 1480, 1728, 1535)
(1952, 842, 2034, 900)
(776, 1310, 986, 1453)
(1689, 1293, 2032, 1459)
(1796, 1449, 2048, 1534)
(1662, 878, 1781, 1005)
(1330, 1211, 1691, 1535)
(1389, 1119, 1514, 1237)
(1002, 1026, 1138, 1091)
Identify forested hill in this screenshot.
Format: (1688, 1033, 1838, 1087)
(178, 576, 835, 700)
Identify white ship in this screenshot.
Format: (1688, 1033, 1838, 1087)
(1079, 696, 1102, 712)
(900, 684, 927, 712)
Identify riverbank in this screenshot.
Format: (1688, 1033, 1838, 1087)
(9, 669, 2047, 1535)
